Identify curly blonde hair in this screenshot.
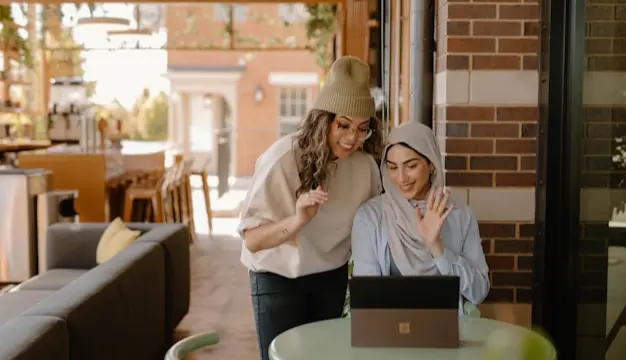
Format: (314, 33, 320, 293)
(294, 109, 383, 196)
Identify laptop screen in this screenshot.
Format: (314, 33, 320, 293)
(349, 276, 460, 309)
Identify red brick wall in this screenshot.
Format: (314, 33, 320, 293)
(436, 0, 539, 303)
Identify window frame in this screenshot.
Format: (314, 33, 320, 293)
(276, 86, 312, 138)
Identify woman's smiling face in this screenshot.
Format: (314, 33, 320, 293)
(327, 116, 371, 158)
(385, 144, 433, 200)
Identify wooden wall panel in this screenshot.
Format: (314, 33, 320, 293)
(37, 0, 340, 3)
(343, 0, 369, 61)
(400, 0, 411, 124)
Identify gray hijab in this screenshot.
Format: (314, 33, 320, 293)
(381, 122, 445, 276)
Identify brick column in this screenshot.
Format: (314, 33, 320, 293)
(435, 0, 539, 309)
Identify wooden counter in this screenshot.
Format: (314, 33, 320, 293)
(0, 139, 52, 152)
(17, 144, 166, 222)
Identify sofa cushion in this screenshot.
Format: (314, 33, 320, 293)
(45, 224, 102, 270)
(13, 269, 87, 291)
(132, 223, 191, 339)
(25, 242, 166, 360)
(0, 291, 55, 325)
(0, 315, 69, 360)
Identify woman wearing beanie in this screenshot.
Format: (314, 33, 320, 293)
(237, 56, 383, 360)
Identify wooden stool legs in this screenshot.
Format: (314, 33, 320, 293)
(200, 172, 213, 233)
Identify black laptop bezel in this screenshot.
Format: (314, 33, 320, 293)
(349, 276, 460, 310)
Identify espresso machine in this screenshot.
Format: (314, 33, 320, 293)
(47, 77, 99, 148)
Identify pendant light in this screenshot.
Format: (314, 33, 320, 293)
(74, 3, 130, 32)
(107, 4, 153, 46)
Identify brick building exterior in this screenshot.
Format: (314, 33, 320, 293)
(434, 0, 539, 317)
(165, 3, 321, 177)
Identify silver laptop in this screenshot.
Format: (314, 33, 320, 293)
(350, 276, 460, 348)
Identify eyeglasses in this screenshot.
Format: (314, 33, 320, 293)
(335, 121, 373, 141)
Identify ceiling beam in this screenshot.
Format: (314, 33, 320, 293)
(19, 0, 343, 4)
(46, 46, 314, 52)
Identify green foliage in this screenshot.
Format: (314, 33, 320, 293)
(142, 91, 169, 141)
(129, 88, 168, 141)
(305, 4, 337, 69)
(0, 5, 33, 68)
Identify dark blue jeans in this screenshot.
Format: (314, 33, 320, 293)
(249, 263, 348, 360)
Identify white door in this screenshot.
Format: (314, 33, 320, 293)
(189, 94, 214, 153)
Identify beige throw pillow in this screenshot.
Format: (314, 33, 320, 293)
(99, 217, 126, 244)
(96, 218, 141, 264)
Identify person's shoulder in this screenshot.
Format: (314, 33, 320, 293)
(447, 201, 476, 224)
(449, 201, 473, 215)
(256, 134, 298, 170)
(355, 195, 385, 221)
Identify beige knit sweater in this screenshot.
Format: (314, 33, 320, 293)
(237, 134, 382, 278)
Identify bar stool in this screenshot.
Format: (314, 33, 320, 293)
(122, 170, 168, 222)
(176, 160, 196, 239)
(107, 170, 151, 221)
(162, 160, 195, 242)
(191, 158, 213, 233)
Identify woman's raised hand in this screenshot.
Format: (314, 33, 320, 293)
(295, 186, 328, 226)
(415, 187, 454, 256)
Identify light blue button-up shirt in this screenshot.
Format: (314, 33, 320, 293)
(350, 196, 490, 307)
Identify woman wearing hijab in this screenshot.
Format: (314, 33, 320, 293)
(351, 121, 490, 307)
(238, 56, 383, 360)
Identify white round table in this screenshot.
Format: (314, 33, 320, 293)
(269, 317, 556, 360)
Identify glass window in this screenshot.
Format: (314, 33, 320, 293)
(581, 1, 626, 359)
(278, 87, 310, 136)
(537, 1, 626, 359)
(278, 4, 308, 23)
(214, 4, 247, 23)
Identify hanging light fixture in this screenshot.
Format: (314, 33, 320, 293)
(107, 4, 153, 46)
(74, 4, 130, 32)
(72, 4, 130, 47)
(75, 16, 130, 31)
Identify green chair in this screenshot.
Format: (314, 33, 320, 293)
(463, 300, 482, 318)
(483, 327, 556, 360)
(164, 331, 219, 360)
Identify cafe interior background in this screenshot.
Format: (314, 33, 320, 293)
(0, 1, 623, 359)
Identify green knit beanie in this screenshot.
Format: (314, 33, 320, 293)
(312, 56, 376, 119)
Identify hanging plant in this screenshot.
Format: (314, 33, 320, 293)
(304, 4, 337, 70)
(0, 5, 33, 68)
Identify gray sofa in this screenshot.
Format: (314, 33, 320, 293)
(0, 222, 191, 360)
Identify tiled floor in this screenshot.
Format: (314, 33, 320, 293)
(175, 184, 258, 359)
(174, 232, 258, 359)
